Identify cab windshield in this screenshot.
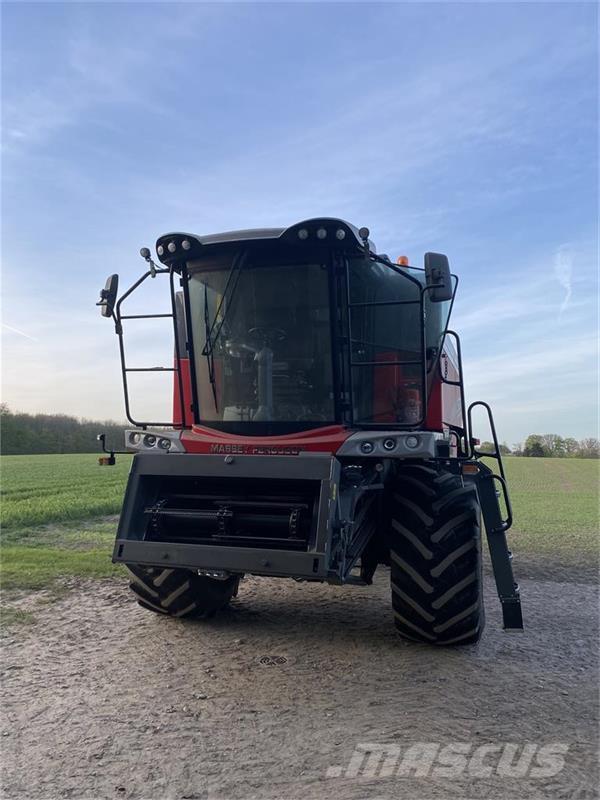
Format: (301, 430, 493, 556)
(188, 251, 335, 425)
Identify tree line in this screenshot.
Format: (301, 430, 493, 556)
(480, 434, 599, 459)
(0, 405, 127, 455)
(0, 405, 598, 458)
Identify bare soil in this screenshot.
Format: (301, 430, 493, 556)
(1, 562, 598, 800)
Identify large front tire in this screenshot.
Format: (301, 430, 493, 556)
(389, 463, 484, 645)
(126, 565, 240, 618)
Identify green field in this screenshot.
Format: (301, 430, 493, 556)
(1, 453, 131, 530)
(500, 457, 599, 556)
(0, 453, 598, 606)
(1, 454, 132, 595)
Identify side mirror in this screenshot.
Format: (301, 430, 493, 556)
(424, 253, 453, 302)
(97, 274, 119, 318)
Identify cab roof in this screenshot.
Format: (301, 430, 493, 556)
(155, 218, 375, 267)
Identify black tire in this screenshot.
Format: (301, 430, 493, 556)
(126, 565, 240, 618)
(389, 463, 484, 645)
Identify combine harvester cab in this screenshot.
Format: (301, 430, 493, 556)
(97, 218, 523, 644)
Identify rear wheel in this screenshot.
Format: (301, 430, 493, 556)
(126, 565, 240, 618)
(389, 463, 484, 645)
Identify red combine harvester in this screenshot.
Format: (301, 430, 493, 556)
(98, 218, 522, 644)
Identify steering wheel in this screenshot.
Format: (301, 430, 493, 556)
(247, 327, 287, 346)
(225, 327, 287, 357)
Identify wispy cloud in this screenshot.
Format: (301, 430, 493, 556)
(1, 323, 38, 342)
(554, 245, 574, 316)
(2, 9, 178, 153)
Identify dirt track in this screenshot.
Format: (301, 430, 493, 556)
(1, 563, 598, 800)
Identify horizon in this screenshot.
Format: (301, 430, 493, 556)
(2, 403, 598, 449)
(1, 2, 598, 443)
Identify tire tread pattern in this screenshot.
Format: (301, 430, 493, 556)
(126, 565, 239, 619)
(390, 463, 484, 645)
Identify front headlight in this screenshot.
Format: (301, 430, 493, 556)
(125, 428, 184, 452)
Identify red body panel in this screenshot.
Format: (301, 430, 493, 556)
(172, 357, 194, 428)
(181, 424, 351, 455)
(438, 347, 463, 430)
(425, 375, 443, 431)
(423, 349, 463, 432)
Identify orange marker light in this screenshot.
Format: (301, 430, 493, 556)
(462, 463, 480, 475)
(396, 255, 409, 266)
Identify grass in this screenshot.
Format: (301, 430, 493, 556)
(1, 453, 129, 602)
(0, 453, 131, 530)
(1, 545, 122, 591)
(1, 606, 37, 627)
(498, 457, 599, 558)
(0, 453, 597, 601)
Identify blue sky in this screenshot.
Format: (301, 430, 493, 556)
(1, 1, 597, 445)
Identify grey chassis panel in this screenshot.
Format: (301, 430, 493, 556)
(120, 451, 334, 480)
(113, 540, 328, 579)
(113, 452, 339, 580)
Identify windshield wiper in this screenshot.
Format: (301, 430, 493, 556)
(201, 251, 247, 411)
(203, 283, 219, 412)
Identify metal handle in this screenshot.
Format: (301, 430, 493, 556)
(491, 473, 513, 533)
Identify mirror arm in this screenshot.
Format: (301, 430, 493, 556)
(96, 432, 130, 463)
